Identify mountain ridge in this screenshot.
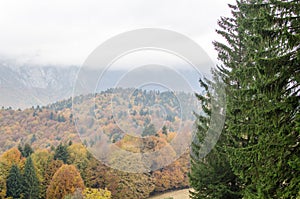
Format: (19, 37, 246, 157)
(0, 61, 202, 109)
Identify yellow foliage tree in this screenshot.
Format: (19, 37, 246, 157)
(31, 149, 53, 199)
(46, 164, 84, 199)
(67, 143, 89, 182)
(83, 188, 111, 199)
(0, 177, 5, 199)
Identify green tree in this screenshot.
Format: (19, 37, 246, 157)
(23, 143, 34, 158)
(162, 125, 168, 135)
(189, 79, 241, 199)
(23, 157, 39, 199)
(0, 148, 24, 198)
(58, 115, 66, 122)
(31, 149, 53, 199)
(18, 144, 23, 156)
(6, 165, 23, 199)
(18, 143, 34, 158)
(67, 143, 89, 184)
(214, 0, 300, 198)
(54, 143, 69, 163)
(49, 112, 54, 120)
(142, 124, 156, 137)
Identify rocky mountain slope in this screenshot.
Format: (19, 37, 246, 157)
(0, 60, 78, 109)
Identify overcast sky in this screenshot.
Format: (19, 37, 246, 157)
(0, 0, 236, 66)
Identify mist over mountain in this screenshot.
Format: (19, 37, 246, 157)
(0, 59, 202, 109)
(0, 60, 78, 109)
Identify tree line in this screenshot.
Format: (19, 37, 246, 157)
(1, 144, 111, 199)
(0, 140, 189, 199)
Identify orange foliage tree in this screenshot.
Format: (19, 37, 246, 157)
(46, 164, 84, 199)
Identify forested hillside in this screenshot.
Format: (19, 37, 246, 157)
(0, 88, 194, 199)
(0, 88, 197, 151)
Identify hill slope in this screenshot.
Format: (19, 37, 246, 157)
(0, 88, 197, 198)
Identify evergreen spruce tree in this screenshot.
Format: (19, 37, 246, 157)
(191, 0, 299, 198)
(23, 157, 40, 199)
(23, 143, 34, 158)
(49, 112, 54, 120)
(162, 125, 168, 135)
(214, 0, 299, 198)
(18, 144, 23, 156)
(18, 143, 34, 158)
(189, 1, 247, 197)
(189, 78, 241, 199)
(54, 143, 69, 163)
(142, 124, 157, 137)
(6, 165, 23, 199)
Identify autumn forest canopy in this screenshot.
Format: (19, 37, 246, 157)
(0, 89, 192, 199)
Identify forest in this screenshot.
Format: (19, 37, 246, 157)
(0, 89, 193, 199)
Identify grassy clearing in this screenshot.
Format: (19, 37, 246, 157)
(148, 188, 191, 199)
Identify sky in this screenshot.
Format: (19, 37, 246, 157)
(0, 0, 236, 67)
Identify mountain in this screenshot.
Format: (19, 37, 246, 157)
(0, 59, 203, 109)
(0, 60, 78, 109)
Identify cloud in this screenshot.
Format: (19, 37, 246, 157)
(0, 0, 235, 66)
